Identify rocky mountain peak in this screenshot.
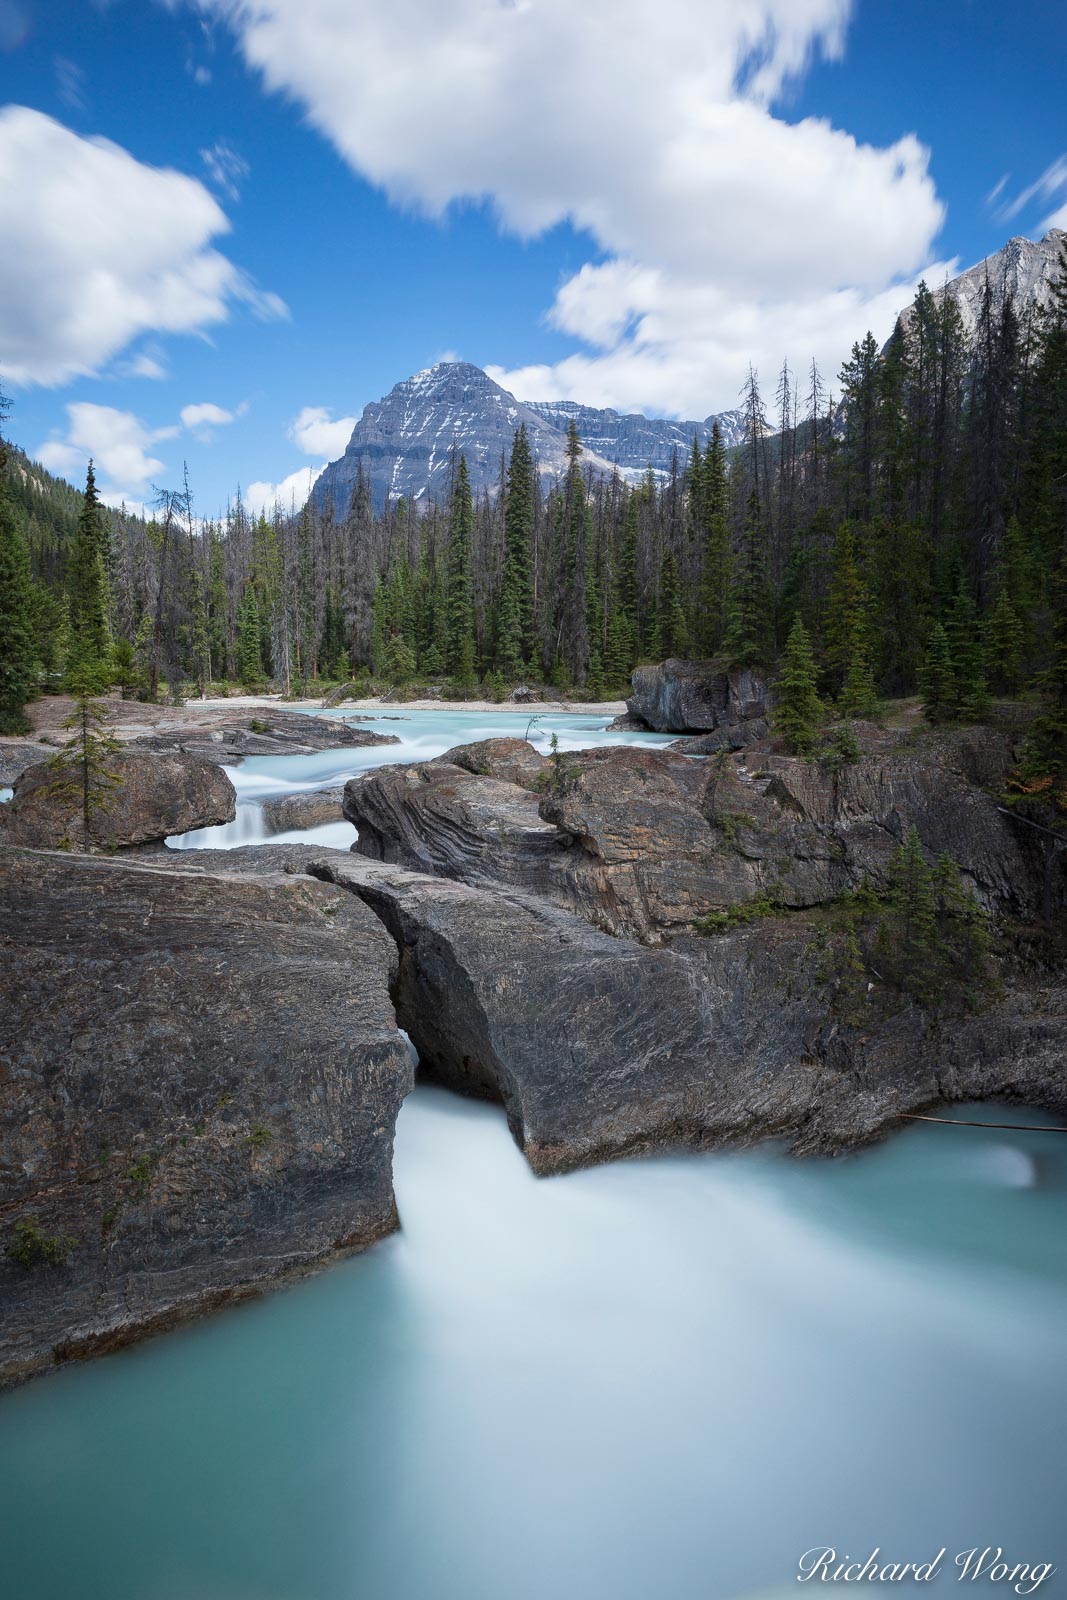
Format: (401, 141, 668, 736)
(313, 361, 747, 516)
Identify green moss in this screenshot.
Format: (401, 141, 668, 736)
(7, 1216, 76, 1269)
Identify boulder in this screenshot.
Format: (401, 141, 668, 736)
(0, 846, 412, 1388)
(310, 854, 1067, 1176)
(0, 742, 54, 787)
(260, 787, 344, 835)
(129, 708, 400, 761)
(0, 750, 236, 849)
(343, 760, 574, 902)
(627, 658, 770, 735)
(439, 737, 548, 789)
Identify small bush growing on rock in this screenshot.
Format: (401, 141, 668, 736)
(693, 887, 781, 934)
(7, 1217, 76, 1269)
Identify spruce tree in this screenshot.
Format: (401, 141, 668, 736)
(725, 489, 773, 665)
(945, 584, 992, 721)
(45, 681, 123, 849)
(67, 461, 112, 687)
(560, 422, 591, 684)
(237, 583, 263, 687)
(0, 443, 38, 734)
(919, 623, 955, 722)
(701, 423, 732, 653)
(498, 425, 535, 677)
(618, 490, 642, 660)
(773, 615, 824, 755)
(445, 455, 476, 678)
(655, 549, 688, 660)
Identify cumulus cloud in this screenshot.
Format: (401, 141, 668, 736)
(288, 405, 355, 458)
(0, 106, 286, 387)
(37, 403, 176, 494)
(244, 463, 325, 516)
(200, 0, 945, 414)
(181, 401, 237, 429)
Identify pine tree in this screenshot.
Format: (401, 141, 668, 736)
(498, 425, 535, 677)
(67, 461, 112, 687)
(237, 583, 263, 687)
(773, 615, 824, 755)
(618, 490, 642, 659)
(877, 826, 941, 1004)
(44, 682, 123, 850)
(654, 549, 688, 660)
(725, 489, 773, 665)
(987, 589, 1026, 694)
(919, 623, 955, 722)
(445, 455, 476, 678)
(945, 584, 992, 721)
(699, 423, 732, 654)
(382, 630, 417, 685)
(560, 422, 590, 684)
(0, 442, 38, 734)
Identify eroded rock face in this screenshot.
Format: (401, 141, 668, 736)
(439, 737, 548, 789)
(310, 854, 1067, 1176)
(0, 751, 236, 849)
(344, 733, 1050, 942)
(0, 847, 412, 1388)
(627, 659, 770, 736)
(130, 708, 400, 761)
(343, 760, 573, 894)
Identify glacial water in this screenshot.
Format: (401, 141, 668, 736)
(2, 708, 1065, 1600)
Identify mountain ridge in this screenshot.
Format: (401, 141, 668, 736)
(314, 227, 1065, 518)
(312, 363, 746, 517)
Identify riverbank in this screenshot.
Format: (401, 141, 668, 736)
(199, 693, 629, 716)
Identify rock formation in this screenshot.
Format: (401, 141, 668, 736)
(128, 708, 400, 762)
(0, 750, 236, 849)
(0, 847, 412, 1389)
(343, 732, 1053, 943)
(260, 787, 345, 834)
(626, 659, 770, 738)
(309, 853, 1067, 1177)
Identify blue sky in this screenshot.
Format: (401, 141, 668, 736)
(0, 0, 1064, 517)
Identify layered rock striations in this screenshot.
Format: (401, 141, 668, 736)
(0, 848, 413, 1388)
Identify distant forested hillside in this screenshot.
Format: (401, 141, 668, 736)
(1, 240, 1065, 809)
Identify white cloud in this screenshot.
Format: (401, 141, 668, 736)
(123, 352, 169, 381)
(288, 405, 355, 458)
(0, 106, 286, 387)
(37, 403, 176, 496)
(200, 138, 249, 201)
(181, 401, 237, 429)
(54, 56, 86, 111)
(244, 463, 325, 516)
(200, 0, 945, 414)
(997, 154, 1067, 229)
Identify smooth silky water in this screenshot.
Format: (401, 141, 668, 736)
(2, 710, 1065, 1600)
